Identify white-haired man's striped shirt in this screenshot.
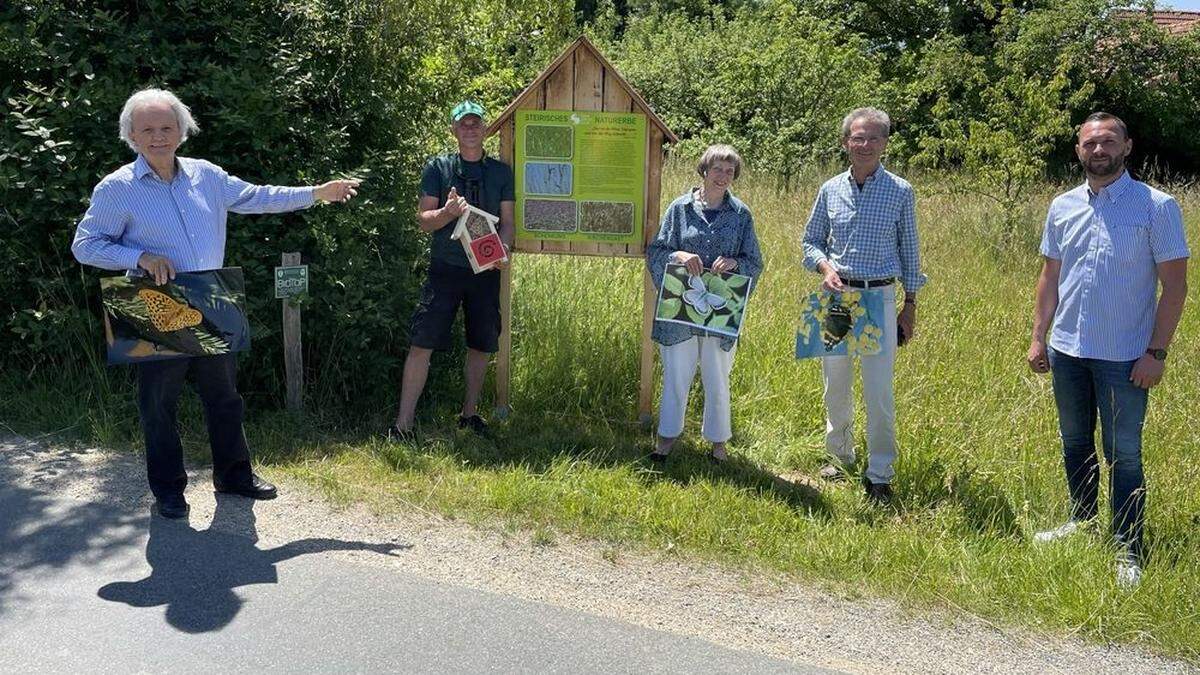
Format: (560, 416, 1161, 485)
(1040, 171, 1189, 362)
(72, 155, 314, 273)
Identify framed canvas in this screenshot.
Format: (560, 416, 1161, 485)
(100, 268, 250, 365)
(795, 288, 885, 359)
(655, 263, 753, 339)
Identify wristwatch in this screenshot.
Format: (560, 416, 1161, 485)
(1146, 347, 1168, 361)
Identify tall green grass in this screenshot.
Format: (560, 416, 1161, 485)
(2, 163, 1198, 659)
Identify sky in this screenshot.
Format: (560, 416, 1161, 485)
(1159, 0, 1200, 10)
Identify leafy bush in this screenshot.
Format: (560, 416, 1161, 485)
(904, 33, 1073, 249)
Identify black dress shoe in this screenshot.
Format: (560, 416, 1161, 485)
(155, 494, 190, 519)
(864, 480, 894, 505)
(214, 473, 278, 500)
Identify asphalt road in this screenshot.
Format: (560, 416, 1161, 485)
(0, 443, 826, 674)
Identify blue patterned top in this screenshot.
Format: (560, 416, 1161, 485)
(1040, 171, 1190, 361)
(646, 189, 764, 351)
(801, 164, 926, 293)
(72, 154, 315, 273)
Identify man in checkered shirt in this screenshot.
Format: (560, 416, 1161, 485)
(801, 107, 926, 505)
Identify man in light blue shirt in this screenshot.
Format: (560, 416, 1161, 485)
(1028, 112, 1189, 588)
(802, 107, 927, 505)
(72, 88, 360, 519)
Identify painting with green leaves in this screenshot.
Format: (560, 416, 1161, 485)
(99, 267, 250, 365)
(655, 263, 754, 338)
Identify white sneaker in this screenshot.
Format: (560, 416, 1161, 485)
(1116, 551, 1142, 590)
(1034, 520, 1087, 543)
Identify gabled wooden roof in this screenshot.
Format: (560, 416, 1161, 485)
(485, 36, 678, 144)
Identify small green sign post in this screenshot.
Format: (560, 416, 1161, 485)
(274, 264, 308, 299)
(278, 254, 305, 412)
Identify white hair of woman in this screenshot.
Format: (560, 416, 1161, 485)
(118, 88, 200, 152)
(840, 107, 891, 140)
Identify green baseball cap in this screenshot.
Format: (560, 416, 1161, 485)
(450, 101, 485, 123)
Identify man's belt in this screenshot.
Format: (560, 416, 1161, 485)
(840, 277, 895, 289)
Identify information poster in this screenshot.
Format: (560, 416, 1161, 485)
(515, 109, 647, 246)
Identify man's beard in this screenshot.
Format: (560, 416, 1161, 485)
(1083, 154, 1124, 178)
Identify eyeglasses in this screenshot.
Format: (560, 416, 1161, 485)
(847, 135, 886, 146)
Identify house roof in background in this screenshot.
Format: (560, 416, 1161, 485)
(1113, 9, 1200, 34)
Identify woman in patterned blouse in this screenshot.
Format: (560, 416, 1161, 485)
(646, 145, 764, 462)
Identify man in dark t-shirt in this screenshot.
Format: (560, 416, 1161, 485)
(388, 101, 515, 439)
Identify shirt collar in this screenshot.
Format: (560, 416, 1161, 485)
(844, 163, 885, 185)
(134, 154, 189, 182)
(688, 187, 733, 211)
(1084, 170, 1132, 200)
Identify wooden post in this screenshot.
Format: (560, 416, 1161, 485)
(637, 127, 666, 426)
(495, 259, 513, 419)
(282, 251, 303, 413)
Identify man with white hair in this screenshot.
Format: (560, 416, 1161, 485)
(72, 88, 360, 519)
(801, 106, 926, 505)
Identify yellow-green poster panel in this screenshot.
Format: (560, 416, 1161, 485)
(515, 109, 647, 245)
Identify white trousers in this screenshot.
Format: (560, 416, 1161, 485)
(658, 336, 736, 443)
(822, 284, 898, 484)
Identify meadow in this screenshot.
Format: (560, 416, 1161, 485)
(3, 163, 1198, 660)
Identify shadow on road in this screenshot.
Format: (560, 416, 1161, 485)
(0, 436, 409, 634)
(98, 494, 410, 633)
(0, 439, 146, 618)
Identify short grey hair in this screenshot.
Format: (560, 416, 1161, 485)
(118, 88, 200, 152)
(1079, 111, 1129, 140)
(696, 144, 743, 179)
(840, 107, 891, 141)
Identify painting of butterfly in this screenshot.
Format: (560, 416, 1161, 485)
(655, 263, 754, 338)
(99, 267, 250, 364)
(795, 288, 885, 359)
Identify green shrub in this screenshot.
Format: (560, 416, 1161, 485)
(0, 0, 438, 413)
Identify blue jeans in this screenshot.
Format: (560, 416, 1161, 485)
(1048, 348, 1148, 556)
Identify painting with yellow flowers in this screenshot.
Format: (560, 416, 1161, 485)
(795, 289, 884, 359)
(99, 268, 250, 364)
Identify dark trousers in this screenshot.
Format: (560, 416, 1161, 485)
(1049, 348, 1149, 557)
(136, 353, 253, 499)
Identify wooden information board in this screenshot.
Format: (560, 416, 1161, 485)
(485, 36, 677, 422)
